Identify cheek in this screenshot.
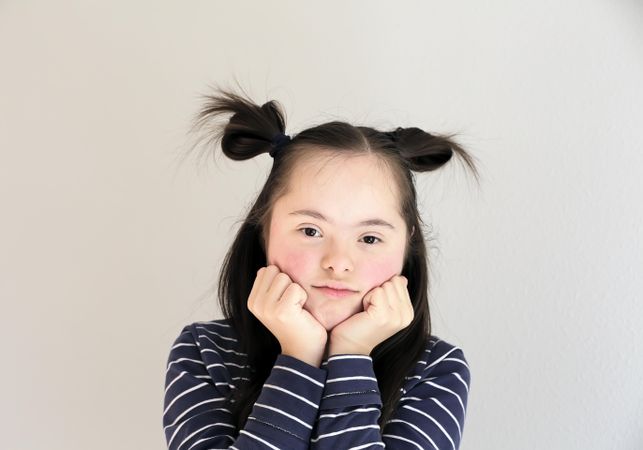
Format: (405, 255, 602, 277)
(359, 255, 404, 289)
(268, 248, 316, 284)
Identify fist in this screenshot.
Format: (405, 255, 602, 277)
(247, 265, 328, 364)
(329, 275, 413, 355)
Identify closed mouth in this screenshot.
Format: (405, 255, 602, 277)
(313, 286, 358, 298)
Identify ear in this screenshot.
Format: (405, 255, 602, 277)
(410, 226, 415, 238)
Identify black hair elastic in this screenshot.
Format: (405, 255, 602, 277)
(269, 132, 292, 158)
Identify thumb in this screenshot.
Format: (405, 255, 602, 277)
(362, 291, 373, 311)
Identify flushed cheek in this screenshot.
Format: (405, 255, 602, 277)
(269, 248, 315, 285)
(358, 257, 403, 291)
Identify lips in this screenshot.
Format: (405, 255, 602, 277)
(313, 285, 358, 298)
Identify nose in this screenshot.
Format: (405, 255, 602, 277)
(320, 239, 353, 273)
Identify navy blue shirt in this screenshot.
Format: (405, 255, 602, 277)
(163, 319, 471, 449)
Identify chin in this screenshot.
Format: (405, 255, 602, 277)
(305, 304, 361, 332)
(318, 317, 343, 332)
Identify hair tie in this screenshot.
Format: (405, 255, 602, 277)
(384, 127, 404, 143)
(269, 132, 291, 158)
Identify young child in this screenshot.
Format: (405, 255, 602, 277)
(163, 87, 479, 450)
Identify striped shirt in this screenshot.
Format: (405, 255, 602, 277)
(163, 319, 471, 450)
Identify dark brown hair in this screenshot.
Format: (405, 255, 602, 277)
(187, 84, 479, 433)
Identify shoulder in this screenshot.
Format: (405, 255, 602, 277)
(190, 317, 239, 342)
(166, 318, 249, 394)
(403, 335, 471, 393)
(175, 318, 242, 354)
(168, 318, 246, 368)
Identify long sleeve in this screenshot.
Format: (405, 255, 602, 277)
(310, 338, 471, 449)
(163, 322, 328, 450)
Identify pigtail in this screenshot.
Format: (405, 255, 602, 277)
(388, 127, 480, 182)
(189, 86, 287, 161)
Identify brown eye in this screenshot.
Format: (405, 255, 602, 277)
(300, 227, 321, 238)
(361, 235, 381, 245)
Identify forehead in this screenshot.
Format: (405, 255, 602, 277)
(275, 151, 403, 223)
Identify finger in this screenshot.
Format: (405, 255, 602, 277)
(262, 264, 281, 286)
(384, 277, 409, 323)
(394, 276, 414, 324)
(254, 265, 277, 294)
(392, 276, 408, 304)
(266, 271, 293, 302)
(365, 287, 385, 315)
(279, 282, 307, 308)
(362, 285, 380, 310)
(248, 266, 268, 310)
(381, 280, 398, 311)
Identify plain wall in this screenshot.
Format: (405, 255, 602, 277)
(1, 1, 642, 449)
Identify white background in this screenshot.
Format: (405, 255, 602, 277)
(1, 1, 642, 449)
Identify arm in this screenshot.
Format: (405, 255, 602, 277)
(163, 323, 328, 450)
(310, 339, 471, 449)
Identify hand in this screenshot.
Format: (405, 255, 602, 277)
(247, 265, 328, 366)
(329, 275, 413, 356)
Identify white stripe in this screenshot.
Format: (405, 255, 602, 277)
(177, 423, 227, 450)
(424, 381, 465, 415)
(163, 382, 208, 416)
(187, 434, 234, 450)
(164, 400, 228, 430)
(327, 354, 372, 362)
(166, 357, 205, 372)
(223, 361, 250, 369)
(196, 325, 238, 342)
(169, 413, 234, 448)
(263, 384, 319, 408)
(198, 334, 246, 356)
(273, 365, 324, 387)
(348, 442, 385, 449)
(238, 430, 280, 450)
(254, 402, 313, 429)
(443, 357, 469, 369)
(196, 320, 231, 328)
(430, 397, 462, 439)
(318, 407, 380, 419)
(165, 371, 187, 395)
(172, 343, 197, 350)
(382, 433, 427, 450)
(326, 375, 377, 383)
(386, 419, 439, 450)
(311, 425, 379, 442)
(426, 347, 459, 370)
(205, 362, 227, 370)
(403, 404, 456, 449)
(453, 371, 470, 392)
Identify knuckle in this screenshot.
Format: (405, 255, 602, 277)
(275, 272, 292, 283)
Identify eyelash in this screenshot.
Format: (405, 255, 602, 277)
(298, 227, 382, 244)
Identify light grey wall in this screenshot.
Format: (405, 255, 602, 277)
(1, 1, 642, 449)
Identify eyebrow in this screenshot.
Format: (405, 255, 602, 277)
(289, 209, 396, 230)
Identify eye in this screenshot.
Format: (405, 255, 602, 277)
(361, 235, 381, 245)
(299, 227, 321, 238)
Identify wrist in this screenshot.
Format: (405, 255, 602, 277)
(281, 347, 324, 368)
(328, 336, 372, 356)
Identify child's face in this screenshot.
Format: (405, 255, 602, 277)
(266, 152, 408, 332)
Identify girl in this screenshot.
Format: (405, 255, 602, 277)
(163, 87, 479, 450)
